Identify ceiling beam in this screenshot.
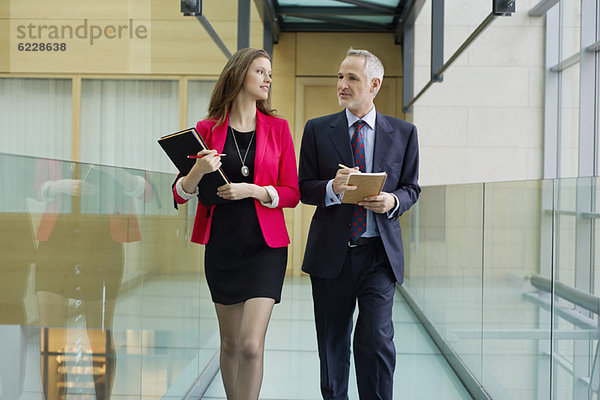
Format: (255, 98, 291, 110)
(394, 0, 426, 43)
(282, 15, 393, 31)
(278, 6, 399, 17)
(281, 22, 391, 32)
(253, 0, 281, 42)
(332, 0, 399, 14)
(529, 0, 558, 16)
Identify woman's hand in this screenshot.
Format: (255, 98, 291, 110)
(181, 150, 222, 194)
(189, 149, 222, 176)
(53, 179, 99, 197)
(217, 183, 269, 201)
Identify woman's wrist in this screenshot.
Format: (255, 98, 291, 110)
(182, 174, 202, 194)
(252, 184, 271, 203)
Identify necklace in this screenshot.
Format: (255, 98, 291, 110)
(229, 126, 255, 177)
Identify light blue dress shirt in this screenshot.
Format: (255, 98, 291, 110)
(325, 107, 400, 238)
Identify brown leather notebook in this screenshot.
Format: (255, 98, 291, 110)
(341, 172, 387, 204)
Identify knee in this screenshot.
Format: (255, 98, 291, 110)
(239, 338, 263, 361)
(220, 336, 239, 357)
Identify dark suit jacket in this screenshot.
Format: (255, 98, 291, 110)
(298, 110, 420, 284)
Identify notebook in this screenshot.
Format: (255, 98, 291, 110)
(158, 127, 230, 206)
(341, 172, 387, 204)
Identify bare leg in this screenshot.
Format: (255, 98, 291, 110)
(214, 303, 244, 399)
(234, 297, 275, 400)
(36, 291, 68, 400)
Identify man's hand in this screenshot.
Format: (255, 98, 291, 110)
(332, 166, 360, 195)
(360, 192, 396, 214)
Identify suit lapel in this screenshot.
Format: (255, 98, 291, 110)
(328, 111, 354, 166)
(254, 109, 269, 177)
(373, 112, 393, 171)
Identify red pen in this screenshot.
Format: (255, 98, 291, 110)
(187, 153, 226, 159)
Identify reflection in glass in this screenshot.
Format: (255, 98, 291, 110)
(0, 153, 216, 398)
(0, 155, 37, 400)
(33, 159, 151, 399)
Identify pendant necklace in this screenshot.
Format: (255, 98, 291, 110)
(230, 126, 255, 177)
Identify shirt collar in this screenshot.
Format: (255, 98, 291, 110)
(345, 107, 376, 130)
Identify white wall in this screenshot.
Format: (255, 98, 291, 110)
(413, 0, 545, 186)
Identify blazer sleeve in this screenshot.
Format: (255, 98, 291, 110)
(298, 119, 329, 208)
(171, 173, 187, 208)
(390, 123, 420, 216)
(272, 119, 300, 209)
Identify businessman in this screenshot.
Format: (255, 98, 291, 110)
(298, 48, 420, 399)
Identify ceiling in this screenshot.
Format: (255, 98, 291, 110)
(255, 0, 416, 43)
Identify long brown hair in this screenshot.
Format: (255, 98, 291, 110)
(207, 48, 276, 128)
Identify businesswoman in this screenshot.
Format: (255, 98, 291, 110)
(172, 48, 299, 400)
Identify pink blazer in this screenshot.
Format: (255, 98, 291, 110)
(173, 110, 300, 248)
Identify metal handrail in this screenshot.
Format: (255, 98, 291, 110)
(530, 275, 600, 315)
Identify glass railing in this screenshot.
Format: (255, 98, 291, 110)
(399, 178, 600, 400)
(0, 153, 218, 399)
(3, 151, 599, 400)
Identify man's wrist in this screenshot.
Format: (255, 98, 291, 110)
(386, 193, 400, 217)
(325, 179, 342, 206)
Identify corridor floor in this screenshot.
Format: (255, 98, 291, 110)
(203, 276, 472, 400)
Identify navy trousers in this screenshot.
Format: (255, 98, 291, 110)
(310, 240, 396, 400)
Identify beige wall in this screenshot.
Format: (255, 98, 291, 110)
(1, 0, 263, 74)
(413, 0, 545, 185)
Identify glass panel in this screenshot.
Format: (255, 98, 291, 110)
(561, 0, 581, 59)
(0, 78, 72, 160)
(277, 0, 400, 8)
(401, 183, 484, 381)
(552, 177, 598, 400)
(413, 0, 431, 94)
(482, 179, 552, 399)
(556, 178, 577, 287)
(597, 39, 600, 178)
(0, 153, 217, 399)
(80, 79, 179, 173)
(595, 178, 600, 299)
(559, 65, 580, 178)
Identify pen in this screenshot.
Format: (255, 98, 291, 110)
(338, 163, 357, 169)
(188, 154, 226, 159)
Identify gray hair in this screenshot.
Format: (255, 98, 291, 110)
(346, 48, 384, 95)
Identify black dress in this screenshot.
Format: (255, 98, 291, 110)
(204, 127, 287, 305)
